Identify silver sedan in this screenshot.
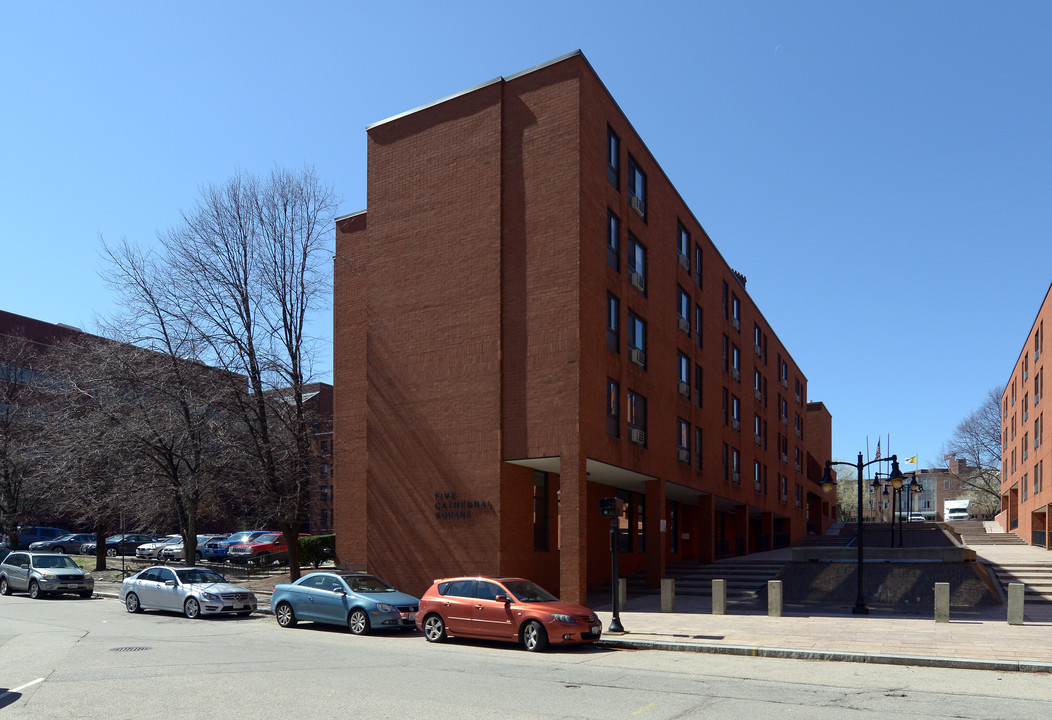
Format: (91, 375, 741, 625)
(119, 565, 257, 619)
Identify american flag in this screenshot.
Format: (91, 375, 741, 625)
(875, 439, 881, 460)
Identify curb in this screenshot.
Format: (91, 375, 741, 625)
(597, 637, 1052, 674)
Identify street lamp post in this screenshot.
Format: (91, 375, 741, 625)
(820, 452, 904, 615)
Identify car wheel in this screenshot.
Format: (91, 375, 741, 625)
(54, 546, 66, 554)
(106, 547, 117, 557)
(422, 613, 447, 643)
(348, 608, 371, 635)
(522, 620, 548, 652)
(125, 592, 143, 613)
(29, 580, 43, 599)
(0, 577, 9, 596)
(275, 602, 297, 628)
(184, 597, 201, 619)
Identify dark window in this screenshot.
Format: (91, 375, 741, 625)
(635, 494, 646, 552)
(607, 210, 620, 271)
(627, 155, 647, 221)
(616, 490, 632, 552)
(695, 305, 703, 348)
(607, 378, 619, 437)
(607, 294, 619, 353)
(627, 390, 647, 446)
(677, 286, 690, 333)
(677, 222, 690, 270)
(695, 427, 704, 470)
(533, 471, 549, 551)
(694, 243, 703, 287)
(695, 364, 703, 408)
(677, 352, 690, 396)
(607, 127, 620, 188)
(628, 311, 646, 369)
(628, 234, 646, 294)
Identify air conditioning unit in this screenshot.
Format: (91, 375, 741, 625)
(1035, 395, 1040, 406)
(731, 418, 740, 432)
(731, 471, 740, 485)
(754, 434, 763, 447)
(731, 368, 740, 381)
(754, 344, 762, 357)
(731, 317, 740, 331)
(677, 448, 690, 464)
(630, 195, 645, 217)
(1036, 438, 1040, 450)
(630, 347, 646, 367)
(1036, 349, 1042, 362)
(677, 253, 689, 270)
(1024, 370, 1029, 380)
(629, 271, 646, 293)
(677, 380, 690, 398)
(754, 388, 763, 402)
(629, 428, 646, 445)
(678, 316, 690, 334)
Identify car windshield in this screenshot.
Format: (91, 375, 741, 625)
(502, 580, 557, 603)
(344, 575, 395, 593)
(35, 556, 81, 570)
(254, 534, 280, 543)
(164, 536, 182, 544)
(176, 568, 227, 585)
(226, 532, 257, 543)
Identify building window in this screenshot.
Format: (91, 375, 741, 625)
(320, 485, 330, 502)
(731, 344, 741, 381)
(694, 243, 703, 288)
(730, 293, 741, 330)
(731, 447, 741, 485)
(533, 471, 550, 551)
(695, 304, 703, 348)
(722, 443, 730, 482)
(607, 378, 619, 437)
(731, 395, 741, 431)
(677, 419, 690, 464)
(616, 490, 632, 553)
(628, 234, 646, 294)
(607, 294, 619, 353)
(677, 286, 690, 334)
(627, 390, 647, 446)
(677, 352, 690, 397)
(636, 495, 646, 552)
(722, 281, 729, 318)
(607, 210, 620, 271)
(695, 427, 704, 471)
(677, 222, 690, 270)
(628, 312, 646, 369)
(754, 461, 763, 493)
(722, 387, 729, 426)
(722, 335, 730, 373)
(321, 508, 329, 528)
(607, 126, 620, 189)
(627, 155, 647, 220)
(695, 364, 703, 409)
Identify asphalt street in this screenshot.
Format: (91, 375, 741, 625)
(2, 593, 1051, 719)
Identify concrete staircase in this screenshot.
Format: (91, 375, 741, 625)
(951, 520, 1029, 546)
(625, 558, 786, 599)
(985, 563, 1052, 605)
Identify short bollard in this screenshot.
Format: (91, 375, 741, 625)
(768, 580, 783, 618)
(1008, 583, 1024, 626)
(712, 578, 727, 615)
(617, 577, 628, 612)
(661, 578, 675, 613)
(934, 582, 950, 623)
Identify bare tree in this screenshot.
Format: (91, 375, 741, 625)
(832, 462, 859, 521)
(0, 332, 49, 548)
(107, 167, 336, 579)
(942, 386, 1004, 516)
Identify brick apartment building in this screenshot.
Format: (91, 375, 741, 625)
(333, 51, 836, 602)
(1001, 282, 1050, 547)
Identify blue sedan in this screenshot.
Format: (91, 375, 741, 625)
(271, 572, 419, 635)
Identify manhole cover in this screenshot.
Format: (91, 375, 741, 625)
(110, 647, 151, 652)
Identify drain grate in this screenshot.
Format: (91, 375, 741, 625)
(110, 646, 151, 652)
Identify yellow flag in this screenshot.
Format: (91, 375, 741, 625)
(905, 456, 917, 464)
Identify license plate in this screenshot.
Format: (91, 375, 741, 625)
(591, 625, 600, 634)
(63, 584, 79, 589)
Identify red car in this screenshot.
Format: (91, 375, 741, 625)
(416, 576, 602, 652)
(225, 532, 287, 564)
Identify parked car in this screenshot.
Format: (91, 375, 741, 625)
(29, 533, 96, 554)
(272, 572, 419, 634)
(201, 530, 268, 562)
(908, 514, 926, 523)
(0, 551, 94, 599)
(9, 526, 68, 550)
(82, 533, 161, 557)
(416, 576, 602, 652)
(160, 535, 228, 562)
(119, 565, 257, 618)
(135, 535, 182, 559)
(226, 532, 290, 565)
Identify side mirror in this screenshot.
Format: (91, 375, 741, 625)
(165, 580, 177, 587)
(494, 595, 509, 604)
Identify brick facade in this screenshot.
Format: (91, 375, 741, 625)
(333, 52, 836, 602)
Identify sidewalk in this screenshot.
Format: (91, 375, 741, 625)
(590, 543, 1052, 673)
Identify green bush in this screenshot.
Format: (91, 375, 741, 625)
(298, 534, 335, 568)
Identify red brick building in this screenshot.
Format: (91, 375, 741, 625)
(333, 51, 835, 602)
(1001, 282, 1050, 546)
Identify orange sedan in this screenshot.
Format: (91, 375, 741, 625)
(416, 576, 602, 652)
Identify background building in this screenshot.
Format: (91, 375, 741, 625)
(1001, 282, 1050, 547)
(333, 51, 836, 602)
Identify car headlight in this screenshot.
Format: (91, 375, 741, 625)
(550, 613, 575, 624)
(375, 603, 396, 613)
(39, 572, 57, 580)
(201, 592, 220, 601)
(83, 573, 93, 580)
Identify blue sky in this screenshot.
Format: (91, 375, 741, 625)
(3, 1, 1050, 468)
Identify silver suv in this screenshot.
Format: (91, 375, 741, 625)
(0, 552, 94, 599)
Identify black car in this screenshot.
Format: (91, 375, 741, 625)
(28, 533, 96, 554)
(81, 533, 161, 557)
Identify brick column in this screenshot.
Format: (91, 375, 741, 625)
(644, 480, 667, 587)
(559, 453, 589, 604)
